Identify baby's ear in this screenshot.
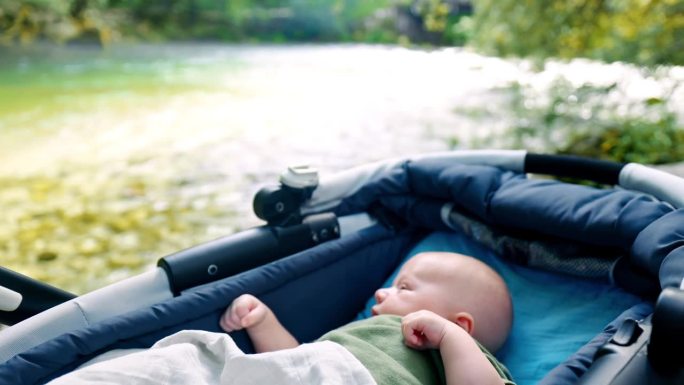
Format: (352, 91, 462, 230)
(450, 312, 474, 335)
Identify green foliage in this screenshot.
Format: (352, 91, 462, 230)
(2, 0, 682, 58)
(561, 103, 684, 164)
(0, 0, 409, 44)
(470, 0, 684, 66)
(475, 75, 684, 164)
(390, 0, 474, 45)
(0, 0, 476, 45)
(0, 0, 118, 45)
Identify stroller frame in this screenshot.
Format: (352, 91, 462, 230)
(1, 150, 683, 384)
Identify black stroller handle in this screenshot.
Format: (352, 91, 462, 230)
(525, 153, 626, 185)
(158, 213, 339, 295)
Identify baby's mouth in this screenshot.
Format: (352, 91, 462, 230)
(371, 306, 379, 316)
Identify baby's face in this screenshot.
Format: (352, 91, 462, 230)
(372, 252, 513, 352)
(371, 253, 464, 319)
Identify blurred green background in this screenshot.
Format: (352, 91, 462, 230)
(3, 0, 683, 65)
(0, 0, 683, 294)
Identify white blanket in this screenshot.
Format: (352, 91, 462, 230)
(48, 330, 377, 385)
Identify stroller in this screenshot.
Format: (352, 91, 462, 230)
(0, 150, 682, 384)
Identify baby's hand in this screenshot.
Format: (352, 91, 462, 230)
(401, 310, 453, 350)
(220, 294, 270, 332)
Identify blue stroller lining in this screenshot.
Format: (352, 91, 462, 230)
(357, 231, 651, 385)
(10, 227, 651, 385)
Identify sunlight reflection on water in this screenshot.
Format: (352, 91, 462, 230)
(0, 44, 470, 177)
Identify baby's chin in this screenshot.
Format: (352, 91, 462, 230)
(371, 305, 387, 316)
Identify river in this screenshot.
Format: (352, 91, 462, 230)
(1, 43, 682, 294)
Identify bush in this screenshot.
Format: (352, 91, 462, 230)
(488, 75, 684, 164)
(561, 105, 684, 164)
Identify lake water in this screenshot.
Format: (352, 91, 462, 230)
(1, 43, 682, 293)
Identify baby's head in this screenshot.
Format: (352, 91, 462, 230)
(372, 252, 513, 352)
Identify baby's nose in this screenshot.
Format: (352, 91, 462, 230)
(374, 288, 389, 303)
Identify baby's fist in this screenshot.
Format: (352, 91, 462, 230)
(401, 310, 451, 350)
(220, 294, 269, 332)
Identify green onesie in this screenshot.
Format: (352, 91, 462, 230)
(318, 315, 515, 385)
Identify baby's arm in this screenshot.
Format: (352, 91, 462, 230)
(221, 294, 299, 353)
(402, 310, 505, 385)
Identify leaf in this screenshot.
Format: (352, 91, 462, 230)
(645, 97, 664, 105)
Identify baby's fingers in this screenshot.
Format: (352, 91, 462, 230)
(401, 311, 446, 350)
(403, 327, 427, 348)
(239, 303, 267, 328)
(220, 304, 244, 332)
(402, 317, 429, 349)
(220, 310, 238, 332)
(220, 294, 259, 332)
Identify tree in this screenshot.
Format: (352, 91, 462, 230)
(470, 0, 684, 66)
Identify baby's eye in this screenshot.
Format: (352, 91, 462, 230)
(398, 283, 409, 290)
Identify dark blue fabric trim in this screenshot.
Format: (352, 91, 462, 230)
(631, 210, 684, 288)
(408, 162, 519, 220)
(660, 249, 684, 289)
(335, 161, 412, 216)
(338, 160, 672, 247)
(335, 160, 676, 283)
(489, 178, 672, 247)
(378, 196, 451, 231)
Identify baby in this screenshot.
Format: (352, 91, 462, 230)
(221, 252, 515, 385)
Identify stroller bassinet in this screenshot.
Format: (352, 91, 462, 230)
(0, 150, 683, 384)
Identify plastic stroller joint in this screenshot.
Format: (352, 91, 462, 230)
(252, 165, 319, 227)
(648, 287, 684, 372)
